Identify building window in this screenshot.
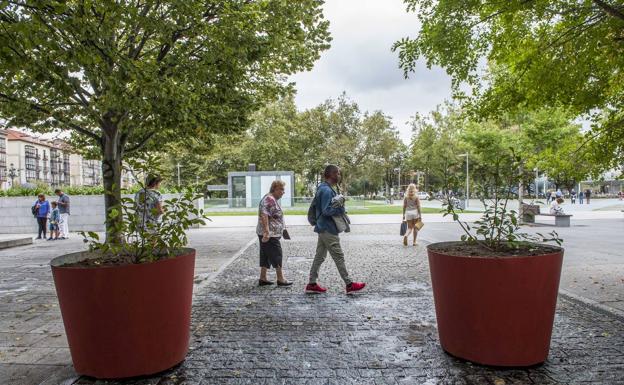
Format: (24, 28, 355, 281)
(82, 159, 101, 186)
(42, 150, 49, 182)
(25, 145, 37, 181)
(63, 153, 70, 185)
(50, 148, 61, 186)
(0, 137, 6, 182)
(0, 138, 7, 183)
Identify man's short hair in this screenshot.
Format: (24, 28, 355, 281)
(324, 164, 339, 178)
(146, 174, 163, 188)
(54, 189, 62, 194)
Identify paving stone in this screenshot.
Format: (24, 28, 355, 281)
(62, 225, 623, 384)
(4, 224, 624, 384)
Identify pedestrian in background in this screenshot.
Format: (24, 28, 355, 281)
(48, 202, 60, 241)
(579, 190, 584, 204)
(33, 194, 50, 240)
(570, 189, 576, 204)
(585, 189, 591, 204)
(54, 189, 70, 239)
(135, 174, 164, 231)
(256, 180, 292, 287)
(402, 183, 422, 246)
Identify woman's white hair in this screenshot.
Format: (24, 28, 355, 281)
(270, 180, 286, 193)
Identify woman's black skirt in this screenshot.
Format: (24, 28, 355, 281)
(258, 235, 283, 269)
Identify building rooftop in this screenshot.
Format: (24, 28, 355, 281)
(2, 129, 69, 151)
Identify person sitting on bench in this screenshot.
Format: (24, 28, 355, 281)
(550, 197, 565, 215)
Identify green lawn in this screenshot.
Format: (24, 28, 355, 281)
(205, 206, 479, 216)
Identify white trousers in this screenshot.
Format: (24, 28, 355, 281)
(59, 213, 70, 238)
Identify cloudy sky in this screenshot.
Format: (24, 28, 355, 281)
(289, 0, 454, 143)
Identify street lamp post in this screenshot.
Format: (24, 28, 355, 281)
(8, 163, 19, 187)
(415, 171, 423, 189)
(458, 154, 469, 208)
(394, 167, 401, 196)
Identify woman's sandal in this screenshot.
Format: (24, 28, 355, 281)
(277, 281, 293, 287)
(258, 279, 274, 286)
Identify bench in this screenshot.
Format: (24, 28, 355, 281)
(520, 203, 572, 227)
(523, 213, 572, 227)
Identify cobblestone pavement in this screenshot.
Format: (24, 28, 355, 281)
(74, 224, 623, 385)
(0, 228, 254, 385)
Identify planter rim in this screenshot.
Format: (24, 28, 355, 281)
(427, 241, 563, 260)
(50, 247, 196, 269)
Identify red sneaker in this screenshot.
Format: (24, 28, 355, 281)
(346, 282, 366, 294)
(305, 283, 327, 294)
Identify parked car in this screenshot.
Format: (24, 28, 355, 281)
(417, 191, 431, 200)
(442, 196, 464, 209)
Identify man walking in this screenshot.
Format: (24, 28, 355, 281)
(585, 189, 591, 204)
(306, 165, 366, 295)
(55, 189, 70, 239)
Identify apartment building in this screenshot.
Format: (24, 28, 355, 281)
(0, 128, 142, 190)
(4, 129, 69, 187)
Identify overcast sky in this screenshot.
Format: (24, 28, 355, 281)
(289, 0, 454, 143)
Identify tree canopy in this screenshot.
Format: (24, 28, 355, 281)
(394, 0, 624, 170)
(167, 94, 406, 196)
(0, 0, 330, 237)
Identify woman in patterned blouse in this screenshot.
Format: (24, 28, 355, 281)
(256, 180, 292, 287)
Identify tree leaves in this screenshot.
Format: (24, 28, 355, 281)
(395, 0, 624, 171)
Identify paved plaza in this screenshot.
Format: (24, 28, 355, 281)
(1, 220, 623, 384)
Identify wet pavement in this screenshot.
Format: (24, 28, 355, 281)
(69, 225, 624, 385)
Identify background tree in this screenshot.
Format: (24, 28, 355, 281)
(538, 133, 596, 192)
(408, 104, 464, 193)
(394, 0, 624, 170)
(0, 1, 330, 240)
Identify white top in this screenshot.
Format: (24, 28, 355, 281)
(550, 200, 564, 215)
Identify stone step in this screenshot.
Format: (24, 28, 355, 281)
(0, 237, 33, 249)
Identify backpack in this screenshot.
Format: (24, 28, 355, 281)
(31, 204, 39, 217)
(307, 190, 320, 226)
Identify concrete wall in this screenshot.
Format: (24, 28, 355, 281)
(0, 194, 204, 234)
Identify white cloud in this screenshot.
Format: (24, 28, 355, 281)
(290, 0, 454, 143)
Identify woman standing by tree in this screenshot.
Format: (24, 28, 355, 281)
(402, 184, 423, 246)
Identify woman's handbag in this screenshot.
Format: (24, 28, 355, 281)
(400, 221, 407, 236)
(415, 219, 424, 231)
(282, 229, 291, 240)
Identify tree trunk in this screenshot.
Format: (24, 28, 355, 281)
(101, 129, 124, 243)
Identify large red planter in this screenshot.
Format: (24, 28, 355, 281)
(50, 248, 196, 379)
(427, 242, 563, 367)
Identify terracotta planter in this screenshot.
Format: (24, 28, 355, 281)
(50, 248, 196, 379)
(427, 242, 563, 367)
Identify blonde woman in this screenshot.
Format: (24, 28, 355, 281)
(402, 184, 422, 246)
